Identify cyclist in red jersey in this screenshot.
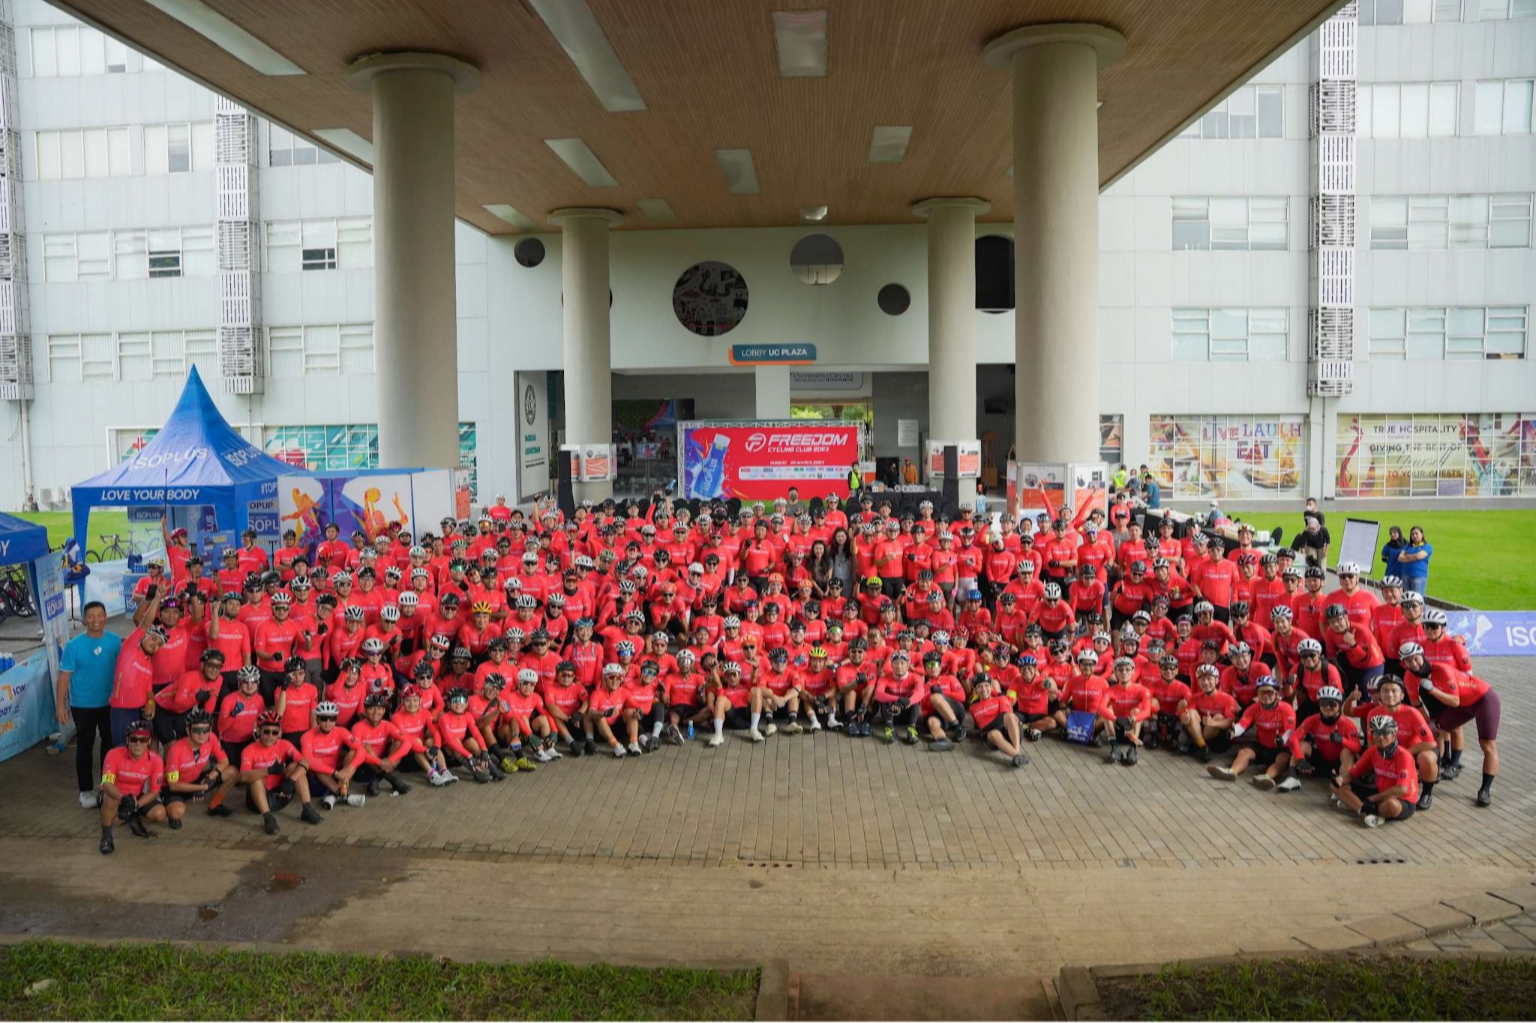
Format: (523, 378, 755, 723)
(1099, 657, 1153, 765)
(1054, 663, 1112, 745)
(1321, 603, 1385, 699)
(1282, 684, 1360, 793)
(390, 688, 455, 785)
(622, 661, 668, 754)
(968, 674, 1029, 768)
(239, 711, 323, 835)
(1146, 655, 1191, 750)
(1400, 645, 1499, 807)
(96, 720, 167, 853)
(1207, 675, 1294, 788)
(161, 708, 238, 826)
(437, 687, 509, 782)
(300, 701, 368, 807)
(1333, 716, 1419, 827)
(1290, 566, 1328, 637)
(1323, 562, 1379, 629)
(1010, 654, 1060, 742)
(1347, 675, 1438, 810)
(1180, 665, 1240, 763)
(584, 664, 634, 757)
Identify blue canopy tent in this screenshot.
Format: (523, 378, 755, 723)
(0, 510, 50, 567)
(70, 367, 291, 557)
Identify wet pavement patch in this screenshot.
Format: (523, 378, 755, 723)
(0, 843, 410, 947)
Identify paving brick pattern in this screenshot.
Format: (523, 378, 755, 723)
(1407, 910, 1536, 955)
(2, 657, 1530, 874)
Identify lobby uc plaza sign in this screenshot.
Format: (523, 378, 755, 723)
(729, 344, 817, 365)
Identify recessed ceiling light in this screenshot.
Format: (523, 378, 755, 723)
(800, 205, 828, 222)
(715, 149, 760, 195)
(635, 199, 677, 222)
(144, 0, 303, 75)
(867, 126, 911, 164)
(772, 11, 827, 77)
(526, 0, 645, 113)
(313, 128, 372, 164)
(483, 204, 538, 230)
(545, 138, 619, 188)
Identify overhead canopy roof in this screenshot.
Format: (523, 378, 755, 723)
(51, 0, 1344, 234)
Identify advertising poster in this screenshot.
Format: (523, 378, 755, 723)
(1447, 610, 1536, 657)
(679, 421, 860, 501)
(33, 551, 69, 680)
(1335, 413, 1536, 499)
(336, 474, 414, 542)
(580, 444, 615, 482)
(246, 498, 281, 548)
(1013, 462, 1067, 518)
(452, 469, 473, 521)
(514, 371, 550, 501)
(1149, 414, 1306, 500)
(926, 440, 982, 479)
(0, 655, 55, 762)
(278, 474, 330, 550)
(1070, 463, 1109, 522)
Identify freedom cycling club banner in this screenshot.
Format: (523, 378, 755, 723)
(679, 421, 861, 502)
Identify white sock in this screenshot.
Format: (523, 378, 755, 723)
(827, 710, 840, 724)
(750, 711, 761, 731)
(652, 721, 663, 737)
(714, 718, 724, 737)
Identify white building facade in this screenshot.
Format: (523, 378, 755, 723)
(1, 0, 1532, 511)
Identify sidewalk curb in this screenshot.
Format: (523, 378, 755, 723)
(1056, 876, 1536, 1020)
(756, 958, 790, 1021)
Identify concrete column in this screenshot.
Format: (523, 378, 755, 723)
(985, 25, 1125, 468)
(347, 53, 479, 470)
(551, 208, 623, 501)
(754, 366, 791, 420)
(913, 197, 990, 504)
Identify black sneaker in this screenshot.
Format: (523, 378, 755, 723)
(1011, 752, 1030, 768)
(567, 741, 583, 758)
(1440, 763, 1462, 781)
(1416, 792, 1433, 811)
(207, 805, 233, 818)
(300, 804, 323, 826)
(1476, 788, 1492, 807)
(100, 832, 115, 855)
(1199, 746, 1214, 764)
(169, 817, 183, 830)
(584, 738, 597, 756)
(126, 815, 152, 839)
(1123, 746, 1139, 767)
(388, 774, 412, 795)
(366, 777, 380, 798)
(263, 812, 280, 835)
(1106, 742, 1122, 763)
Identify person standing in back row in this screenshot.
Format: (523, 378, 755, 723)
(1396, 526, 1432, 596)
(56, 601, 123, 808)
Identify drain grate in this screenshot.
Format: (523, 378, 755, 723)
(1356, 857, 1407, 864)
(742, 861, 796, 869)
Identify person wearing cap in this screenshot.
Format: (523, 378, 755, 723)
(1284, 684, 1360, 794)
(97, 720, 168, 853)
(970, 675, 1030, 768)
(236, 528, 270, 577)
(130, 559, 171, 625)
(1178, 665, 1240, 762)
(1331, 715, 1419, 827)
(1207, 675, 1294, 787)
(275, 656, 320, 747)
(300, 701, 367, 808)
(239, 711, 325, 833)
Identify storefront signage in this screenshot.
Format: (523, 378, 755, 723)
(729, 344, 817, 365)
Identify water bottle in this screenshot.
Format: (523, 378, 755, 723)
(686, 721, 695, 740)
(693, 434, 731, 499)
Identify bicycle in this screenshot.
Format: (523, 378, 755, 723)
(86, 533, 136, 563)
(0, 565, 36, 619)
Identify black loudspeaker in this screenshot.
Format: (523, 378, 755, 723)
(556, 447, 576, 519)
(942, 445, 959, 510)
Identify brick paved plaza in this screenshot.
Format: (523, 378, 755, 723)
(1, 657, 1531, 994)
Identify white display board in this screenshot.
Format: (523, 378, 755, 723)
(1338, 517, 1381, 577)
(514, 371, 550, 501)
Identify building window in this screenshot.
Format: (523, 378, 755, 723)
(1369, 306, 1528, 359)
(32, 127, 131, 180)
(1149, 415, 1307, 499)
(268, 124, 339, 167)
(1370, 193, 1533, 249)
(1172, 197, 1288, 251)
(1474, 79, 1535, 135)
(151, 331, 185, 378)
(42, 227, 213, 280)
(26, 25, 147, 76)
(148, 228, 182, 277)
(1172, 308, 1289, 361)
(46, 335, 81, 384)
(266, 324, 374, 377)
(1357, 0, 1466, 23)
(143, 122, 214, 175)
(1337, 413, 1536, 499)
(117, 332, 151, 382)
(265, 218, 372, 272)
(1473, 0, 1536, 20)
(1357, 83, 1459, 139)
(1178, 85, 1284, 139)
(114, 230, 148, 280)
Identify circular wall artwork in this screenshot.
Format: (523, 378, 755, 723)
(514, 238, 546, 268)
(877, 283, 911, 316)
(673, 261, 749, 337)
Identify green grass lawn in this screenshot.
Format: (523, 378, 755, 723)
(1099, 954, 1536, 1021)
(0, 941, 759, 1021)
(10, 510, 131, 559)
(1221, 508, 1536, 611)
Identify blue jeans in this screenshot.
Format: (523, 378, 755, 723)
(109, 707, 142, 750)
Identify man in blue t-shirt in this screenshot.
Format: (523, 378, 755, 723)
(56, 601, 123, 807)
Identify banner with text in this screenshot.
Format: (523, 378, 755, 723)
(1446, 610, 1536, 657)
(678, 421, 861, 501)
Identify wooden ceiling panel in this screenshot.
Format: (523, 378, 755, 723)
(52, 0, 1341, 235)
